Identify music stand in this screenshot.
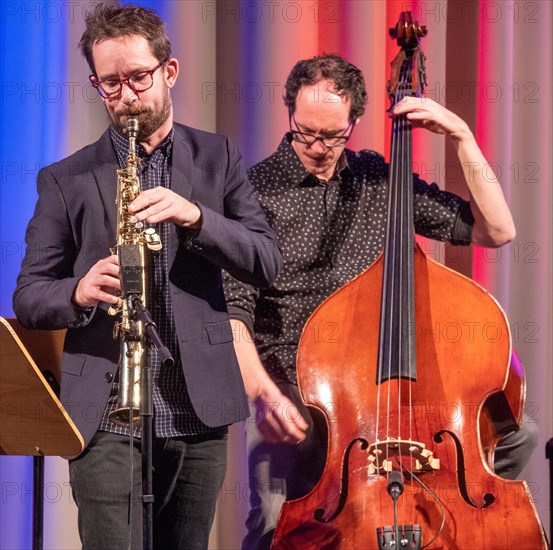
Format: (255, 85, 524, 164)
(0, 317, 84, 550)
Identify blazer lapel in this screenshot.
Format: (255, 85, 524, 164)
(168, 126, 195, 264)
(91, 130, 119, 237)
(170, 126, 194, 201)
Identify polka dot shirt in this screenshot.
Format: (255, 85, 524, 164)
(223, 133, 474, 384)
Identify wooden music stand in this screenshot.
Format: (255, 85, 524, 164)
(0, 317, 84, 550)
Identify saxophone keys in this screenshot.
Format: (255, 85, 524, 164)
(112, 320, 121, 339)
(144, 227, 162, 251)
(108, 297, 123, 316)
(128, 214, 142, 227)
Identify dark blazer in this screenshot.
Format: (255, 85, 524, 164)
(13, 123, 282, 452)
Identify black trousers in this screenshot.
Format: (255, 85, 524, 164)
(69, 430, 227, 550)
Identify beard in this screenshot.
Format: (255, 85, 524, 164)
(111, 86, 172, 141)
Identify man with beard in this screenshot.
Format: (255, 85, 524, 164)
(12, 3, 282, 549)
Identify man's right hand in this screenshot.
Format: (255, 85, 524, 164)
(73, 255, 120, 307)
(231, 319, 309, 445)
(254, 387, 308, 445)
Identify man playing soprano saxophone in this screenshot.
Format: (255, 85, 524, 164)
(13, 3, 282, 549)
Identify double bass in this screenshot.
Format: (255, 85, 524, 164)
(271, 13, 548, 550)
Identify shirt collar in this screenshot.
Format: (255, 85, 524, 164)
(276, 133, 351, 188)
(110, 126, 174, 167)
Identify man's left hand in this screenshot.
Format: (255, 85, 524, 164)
(129, 187, 202, 229)
(392, 97, 473, 143)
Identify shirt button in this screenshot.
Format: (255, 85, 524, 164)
(105, 372, 113, 383)
(151, 162, 157, 168)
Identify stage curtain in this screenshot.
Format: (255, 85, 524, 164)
(1, 1, 550, 548)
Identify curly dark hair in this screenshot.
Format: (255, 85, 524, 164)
(284, 54, 367, 122)
(79, 3, 172, 74)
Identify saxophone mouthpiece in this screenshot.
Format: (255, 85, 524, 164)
(127, 116, 139, 139)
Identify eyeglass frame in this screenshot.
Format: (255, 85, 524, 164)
(89, 59, 168, 99)
(288, 112, 355, 148)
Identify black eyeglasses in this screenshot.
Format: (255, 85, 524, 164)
(289, 113, 354, 148)
(90, 60, 167, 99)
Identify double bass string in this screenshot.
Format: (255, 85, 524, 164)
(397, 72, 409, 525)
(384, 81, 401, 483)
(384, 72, 407, 501)
(404, 56, 418, 528)
(377, 53, 420, 528)
(393, 56, 418, 527)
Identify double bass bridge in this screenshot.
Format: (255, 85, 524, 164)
(368, 438, 440, 475)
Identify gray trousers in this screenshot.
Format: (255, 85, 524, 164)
(242, 381, 539, 550)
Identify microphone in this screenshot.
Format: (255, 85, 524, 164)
(387, 470, 404, 502)
(377, 471, 422, 549)
(119, 243, 145, 298)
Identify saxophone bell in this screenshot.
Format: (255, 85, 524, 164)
(109, 336, 143, 426)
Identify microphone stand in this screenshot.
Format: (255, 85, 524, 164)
(131, 296, 174, 550)
(546, 438, 553, 541)
(116, 115, 172, 550)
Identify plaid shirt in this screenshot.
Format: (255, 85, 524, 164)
(98, 126, 222, 437)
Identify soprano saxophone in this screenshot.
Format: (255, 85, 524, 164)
(108, 115, 161, 426)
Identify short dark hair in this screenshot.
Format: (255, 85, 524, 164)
(79, 3, 172, 74)
(284, 54, 367, 121)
